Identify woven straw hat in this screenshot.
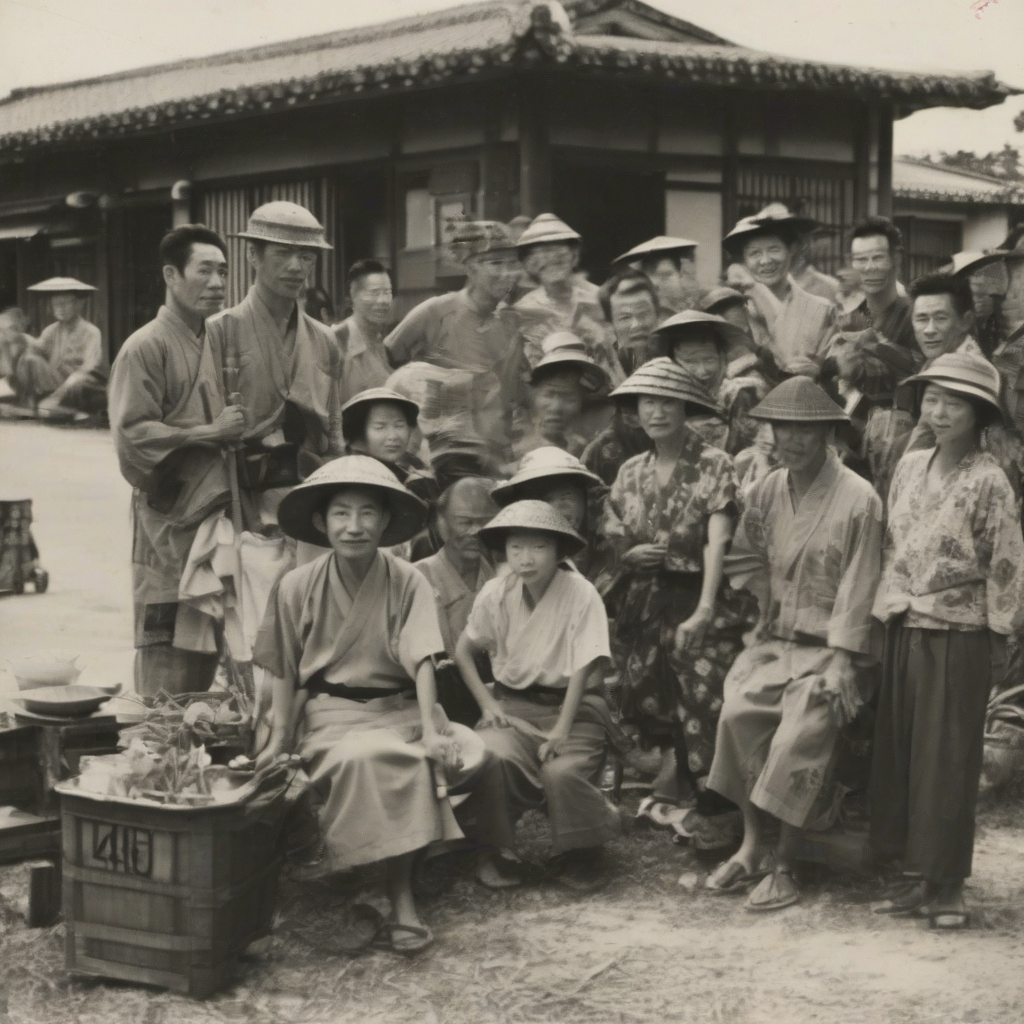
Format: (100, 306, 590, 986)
(491, 447, 602, 506)
(447, 220, 517, 264)
(699, 286, 746, 314)
(27, 277, 96, 293)
(611, 235, 698, 267)
(610, 357, 721, 415)
(277, 454, 426, 547)
(516, 213, 582, 251)
(905, 350, 1003, 415)
(477, 499, 586, 557)
(234, 201, 332, 250)
(748, 376, 850, 423)
(530, 332, 609, 394)
(340, 387, 419, 443)
(652, 310, 753, 356)
(947, 248, 1024, 278)
(723, 203, 818, 257)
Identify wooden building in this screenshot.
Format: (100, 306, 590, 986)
(0, 0, 1013, 359)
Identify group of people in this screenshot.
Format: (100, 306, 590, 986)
(103, 196, 1024, 953)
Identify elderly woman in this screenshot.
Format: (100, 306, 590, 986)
(723, 204, 834, 377)
(598, 358, 756, 847)
(653, 310, 769, 457)
(251, 455, 463, 953)
(871, 352, 1024, 930)
(513, 213, 624, 388)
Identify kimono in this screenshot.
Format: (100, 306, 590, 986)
(252, 549, 461, 873)
(746, 280, 834, 377)
(12, 316, 107, 411)
(456, 568, 621, 854)
(333, 315, 391, 407)
(415, 549, 496, 655)
(108, 306, 229, 695)
(598, 433, 757, 772)
(706, 451, 883, 829)
(870, 449, 1024, 882)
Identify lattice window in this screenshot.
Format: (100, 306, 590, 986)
(893, 217, 963, 283)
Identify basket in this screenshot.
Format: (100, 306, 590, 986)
(60, 784, 287, 998)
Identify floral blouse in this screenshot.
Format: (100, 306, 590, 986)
(874, 448, 1024, 634)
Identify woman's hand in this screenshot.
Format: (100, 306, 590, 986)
(423, 730, 463, 773)
(538, 725, 570, 763)
(478, 701, 512, 730)
(810, 650, 861, 728)
(622, 543, 668, 570)
(253, 734, 288, 773)
(674, 605, 713, 655)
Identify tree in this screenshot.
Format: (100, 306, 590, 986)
(928, 144, 1023, 181)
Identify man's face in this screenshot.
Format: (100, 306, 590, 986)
(465, 253, 518, 302)
(742, 235, 793, 290)
(609, 289, 659, 349)
(166, 242, 227, 318)
(715, 301, 750, 334)
(532, 374, 583, 437)
(350, 272, 393, 327)
(316, 487, 389, 561)
(505, 530, 559, 587)
(850, 235, 897, 297)
(439, 485, 496, 564)
(536, 481, 587, 532)
(51, 294, 83, 323)
(249, 242, 318, 300)
(912, 293, 971, 362)
(644, 257, 692, 310)
(772, 422, 830, 474)
(522, 243, 576, 287)
(672, 336, 726, 393)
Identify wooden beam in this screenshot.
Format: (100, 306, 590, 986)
(876, 102, 895, 218)
(721, 96, 738, 234)
(518, 77, 551, 217)
(854, 104, 871, 222)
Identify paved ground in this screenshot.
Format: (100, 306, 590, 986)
(1, 420, 1023, 1024)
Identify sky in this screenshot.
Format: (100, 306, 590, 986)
(0, 0, 1022, 158)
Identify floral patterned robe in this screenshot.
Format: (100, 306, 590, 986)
(598, 431, 757, 768)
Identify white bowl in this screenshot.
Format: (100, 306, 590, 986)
(11, 656, 82, 690)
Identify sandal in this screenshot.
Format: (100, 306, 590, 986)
(386, 921, 435, 955)
(873, 882, 934, 917)
(705, 855, 773, 895)
(746, 868, 800, 912)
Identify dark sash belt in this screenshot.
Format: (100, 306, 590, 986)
(305, 669, 413, 704)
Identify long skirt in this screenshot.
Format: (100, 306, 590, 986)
(456, 690, 620, 855)
(706, 640, 849, 830)
(298, 692, 463, 873)
(869, 623, 991, 884)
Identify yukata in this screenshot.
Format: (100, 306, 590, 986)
(253, 550, 461, 873)
(745, 280, 834, 377)
(333, 316, 391, 407)
(12, 317, 107, 412)
(870, 448, 1024, 883)
(707, 451, 883, 829)
(456, 568, 621, 854)
(109, 306, 230, 695)
(513, 277, 625, 389)
(598, 432, 756, 774)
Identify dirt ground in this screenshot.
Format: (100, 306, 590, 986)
(1, 420, 1023, 1024)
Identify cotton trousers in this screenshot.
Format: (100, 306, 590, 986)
(870, 623, 991, 884)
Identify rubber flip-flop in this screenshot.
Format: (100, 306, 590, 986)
(386, 921, 435, 955)
(746, 869, 800, 912)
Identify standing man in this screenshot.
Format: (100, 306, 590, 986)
(204, 201, 340, 523)
(598, 269, 662, 376)
(610, 236, 700, 315)
(13, 278, 106, 415)
(334, 258, 395, 406)
(108, 225, 241, 696)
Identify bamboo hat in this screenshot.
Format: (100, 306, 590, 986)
(610, 357, 721, 415)
(611, 235, 698, 267)
(277, 455, 427, 547)
(652, 310, 753, 356)
(477, 499, 586, 557)
(234, 201, 333, 250)
(723, 203, 818, 257)
(516, 213, 582, 252)
(530, 332, 609, 394)
(699, 286, 746, 314)
(27, 277, 96, 293)
(340, 387, 419, 443)
(491, 447, 602, 507)
(904, 350, 1003, 416)
(748, 376, 850, 424)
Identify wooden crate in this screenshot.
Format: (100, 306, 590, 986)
(61, 789, 284, 998)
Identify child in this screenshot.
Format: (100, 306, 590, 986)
(454, 500, 621, 890)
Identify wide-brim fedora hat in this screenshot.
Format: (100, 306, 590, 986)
(491, 447, 603, 506)
(233, 201, 333, 250)
(277, 454, 427, 547)
(652, 310, 753, 356)
(340, 387, 420, 443)
(27, 277, 96, 293)
(904, 350, 1003, 416)
(723, 203, 818, 258)
(515, 213, 582, 253)
(609, 357, 721, 416)
(748, 376, 850, 423)
(529, 331, 609, 394)
(611, 235, 699, 267)
(477, 499, 586, 557)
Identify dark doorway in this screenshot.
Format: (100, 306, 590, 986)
(336, 168, 390, 317)
(552, 162, 664, 285)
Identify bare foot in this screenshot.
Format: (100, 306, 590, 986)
(476, 852, 523, 889)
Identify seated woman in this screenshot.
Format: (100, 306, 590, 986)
(454, 500, 622, 891)
(251, 454, 462, 954)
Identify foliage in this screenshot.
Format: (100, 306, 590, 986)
(928, 144, 1024, 181)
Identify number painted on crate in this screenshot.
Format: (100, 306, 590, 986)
(91, 823, 153, 876)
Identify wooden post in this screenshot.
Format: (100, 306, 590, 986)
(28, 860, 61, 928)
(854, 103, 872, 222)
(876, 102, 895, 219)
(518, 76, 551, 217)
(721, 96, 739, 237)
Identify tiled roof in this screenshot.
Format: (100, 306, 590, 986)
(893, 157, 1024, 205)
(0, 1, 1015, 156)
